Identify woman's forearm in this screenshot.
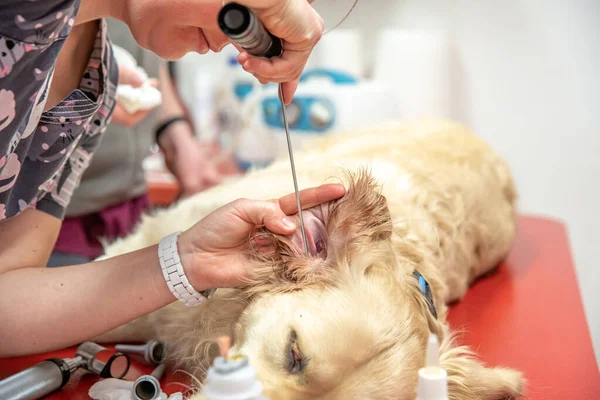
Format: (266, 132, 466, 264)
(157, 63, 188, 125)
(155, 62, 197, 165)
(0, 245, 175, 357)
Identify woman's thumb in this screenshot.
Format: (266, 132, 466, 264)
(233, 199, 297, 235)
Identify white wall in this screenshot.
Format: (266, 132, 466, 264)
(175, 0, 600, 364)
(410, 0, 600, 365)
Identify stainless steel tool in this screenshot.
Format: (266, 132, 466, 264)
(131, 363, 168, 400)
(0, 342, 130, 400)
(115, 339, 165, 366)
(218, 2, 310, 255)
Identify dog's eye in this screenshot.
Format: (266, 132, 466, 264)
(285, 330, 306, 374)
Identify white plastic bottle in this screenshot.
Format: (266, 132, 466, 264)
(202, 355, 268, 400)
(416, 334, 449, 400)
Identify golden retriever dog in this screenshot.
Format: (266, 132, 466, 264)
(95, 119, 524, 399)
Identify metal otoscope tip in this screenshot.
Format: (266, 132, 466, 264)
(115, 340, 165, 366)
(131, 363, 167, 400)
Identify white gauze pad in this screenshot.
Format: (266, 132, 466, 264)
(113, 45, 163, 114)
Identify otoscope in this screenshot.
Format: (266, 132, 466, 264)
(217, 2, 282, 58)
(217, 2, 312, 256)
(0, 341, 130, 400)
(115, 340, 169, 400)
(85, 340, 169, 400)
(115, 339, 165, 366)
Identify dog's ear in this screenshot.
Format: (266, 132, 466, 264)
(327, 168, 393, 256)
(440, 342, 525, 400)
(243, 168, 394, 290)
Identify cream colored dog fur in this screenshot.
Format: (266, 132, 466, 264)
(96, 119, 524, 399)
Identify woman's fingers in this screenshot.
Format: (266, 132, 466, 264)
(241, 49, 307, 79)
(232, 199, 297, 236)
(280, 80, 299, 105)
(111, 103, 152, 127)
(251, 183, 347, 234)
(278, 184, 346, 215)
(230, 184, 346, 238)
(202, 28, 231, 52)
(118, 65, 146, 87)
(231, 0, 324, 103)
(239, 53, 307, 102)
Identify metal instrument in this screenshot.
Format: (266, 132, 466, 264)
(113, 340, 166, 399)
(218, 2, 310, 255)
(131, 363, 168, 400)
(115, 339, 165, 366)
(0, 342, 130, 400)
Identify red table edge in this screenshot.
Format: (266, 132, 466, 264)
(148, 179, 179, 206)
(447, 213, 599, 398)
(518, 213, 590, 309)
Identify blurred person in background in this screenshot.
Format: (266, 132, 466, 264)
(47, 18, 222, 267)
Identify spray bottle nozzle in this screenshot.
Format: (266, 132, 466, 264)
(425, 333, 441, 369)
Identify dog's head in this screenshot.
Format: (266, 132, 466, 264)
(189, 169, 523, 399)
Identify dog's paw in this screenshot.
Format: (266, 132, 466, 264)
(486, 367, 526, 399)
(447, 364, 525, 399)
(441, 345, 525, 400)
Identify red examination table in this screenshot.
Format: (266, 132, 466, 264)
(1, 216, 598, 399)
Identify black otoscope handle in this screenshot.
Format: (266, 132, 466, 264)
(218, 2, 283, 59)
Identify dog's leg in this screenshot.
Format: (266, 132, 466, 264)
(443, 352, 525, 399)
(435, 326, 525, 400)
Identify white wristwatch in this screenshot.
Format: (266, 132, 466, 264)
(158, 231, 214, 307)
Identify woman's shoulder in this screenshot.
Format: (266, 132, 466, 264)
(0, 16, 119, 222)
(0, 0, 83, 146)
(0, 0, 80, 45)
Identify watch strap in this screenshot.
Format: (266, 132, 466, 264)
(158, 231, 212, 307)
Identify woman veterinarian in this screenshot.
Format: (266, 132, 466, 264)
(0, 0, 345, 357)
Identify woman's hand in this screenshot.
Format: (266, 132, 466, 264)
(177, 183, 346, 289)
(159, 120, 223, 196)
(112, 64, 159, 127)
(236, 0, 324, 102)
